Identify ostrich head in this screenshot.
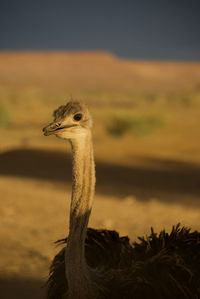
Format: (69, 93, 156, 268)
(43, 101, 92, 140)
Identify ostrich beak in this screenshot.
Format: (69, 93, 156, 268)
(43, 122, 77, 136)
(43, 122, 61, 136)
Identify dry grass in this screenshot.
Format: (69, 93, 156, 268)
(0, 51, 200, 298)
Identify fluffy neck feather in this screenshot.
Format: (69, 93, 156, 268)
(65, 132, 96, 298)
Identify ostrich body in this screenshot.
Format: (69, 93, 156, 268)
(43, 101, 200, 299)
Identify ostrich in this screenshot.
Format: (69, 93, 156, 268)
(43, 101, 200, 299)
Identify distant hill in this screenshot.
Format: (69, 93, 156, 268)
(0, 51, 200, 93)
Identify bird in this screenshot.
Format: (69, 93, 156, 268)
(43, 101, 200, 299)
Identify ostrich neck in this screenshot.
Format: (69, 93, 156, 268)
(65, 132, 96, 298)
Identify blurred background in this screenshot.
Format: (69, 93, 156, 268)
(0, 1, 200, 298)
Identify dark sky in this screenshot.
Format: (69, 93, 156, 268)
(0, 0, 200, 60)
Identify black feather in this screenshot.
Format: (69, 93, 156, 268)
(46, 224, 200, 299)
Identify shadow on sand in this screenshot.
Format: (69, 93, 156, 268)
(0, 148, 200, 205)
(0, 276, 45, 299)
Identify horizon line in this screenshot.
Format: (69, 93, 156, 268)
(0, 49, 200, 64)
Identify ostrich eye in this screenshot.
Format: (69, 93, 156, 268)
(73, 113, 82, 121)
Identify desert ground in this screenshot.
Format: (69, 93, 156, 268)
(0, 51, 200, 298)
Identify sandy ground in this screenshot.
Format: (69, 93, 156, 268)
(1, 146, 200, 299)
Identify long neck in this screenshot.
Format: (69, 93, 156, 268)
(65, 132, 96, 299)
